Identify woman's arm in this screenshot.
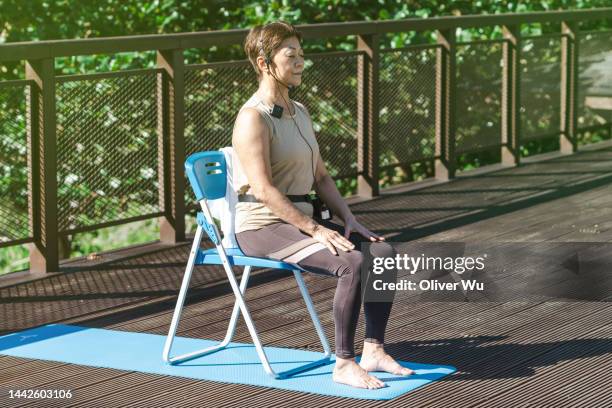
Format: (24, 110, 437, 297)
(300, 103, 355, 224)
(312, 152, 385, 242)
(304, 107, 385, 242)
(312, 153, 355, 224)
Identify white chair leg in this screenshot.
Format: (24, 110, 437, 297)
(293, 270, 332, 357)
(163, 245, 252, 364)
(162, 226, 204, 363)
(213, 247, 333, 379)
(219, 265, 251, 346)
(264, 270, 332, 378)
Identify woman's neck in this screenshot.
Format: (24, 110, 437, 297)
(256, 78, 293, 114)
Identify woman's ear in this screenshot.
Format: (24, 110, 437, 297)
(256, 57, 263, 73)
(256, 55, 268, 75)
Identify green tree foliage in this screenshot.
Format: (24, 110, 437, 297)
(1, 0, 611, 77)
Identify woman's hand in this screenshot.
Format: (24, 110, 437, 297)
(343, 215, 386, 242)
(310, 225, 355, 256)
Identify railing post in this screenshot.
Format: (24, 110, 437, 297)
(560, 21, 579, 154)
(157, 50, 186, 243)
(435, 29, 457, 180)
(357, 34, 380, 197)
(25, 58, 59, 274)
(502, 25, 522, 166)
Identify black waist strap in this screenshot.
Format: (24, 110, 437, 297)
(238, 194, 310, 203)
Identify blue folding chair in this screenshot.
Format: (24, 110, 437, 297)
(162, 150, 332, 379)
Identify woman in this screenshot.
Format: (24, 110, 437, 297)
(232, 21, 412, 389)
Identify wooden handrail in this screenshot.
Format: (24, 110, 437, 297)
(0, 9, 610, 62)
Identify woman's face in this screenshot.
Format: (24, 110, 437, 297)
(268, 36, 305, 87)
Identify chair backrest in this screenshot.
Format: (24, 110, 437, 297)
(185, 149, 239, 248)
(185, 151, 227, 201)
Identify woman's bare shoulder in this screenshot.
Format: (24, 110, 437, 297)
(233, 107, 271, 144)
(236, 106, 265, 124)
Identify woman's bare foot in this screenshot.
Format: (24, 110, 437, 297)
(359, 342, 414, 376)
(332, 357, 386, 389)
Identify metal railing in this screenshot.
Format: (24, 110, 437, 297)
(0, 9, 611, 274)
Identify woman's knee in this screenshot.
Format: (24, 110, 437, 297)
(336, 250, 364, 278)
(335, 243, 395, 277)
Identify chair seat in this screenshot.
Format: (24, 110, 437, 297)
(196, 247, 304, 271)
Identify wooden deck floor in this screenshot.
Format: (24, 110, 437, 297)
(1, 145, 612, 407)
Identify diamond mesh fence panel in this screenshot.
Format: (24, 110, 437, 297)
(292, 52, 360, 179)
(578, 30, 612, 135)
(379, 46, 437, 167)
(520, 35, 562, 141)
(56, 71, 161, 233)
(0, 83, 30, 244)
(184, 62, 257, 157)
(456, 41, 503, 153)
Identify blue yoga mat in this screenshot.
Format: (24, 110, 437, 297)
(0, 324, 456, 400)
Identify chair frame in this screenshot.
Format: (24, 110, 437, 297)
(162, 151, 331, 379)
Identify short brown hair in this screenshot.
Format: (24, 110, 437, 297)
(244, 21, 302, 79)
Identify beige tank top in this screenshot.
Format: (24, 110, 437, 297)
(232, 94, 320, 234)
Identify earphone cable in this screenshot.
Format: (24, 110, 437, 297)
(261, 43, 316, 183)
(275, 78, 316, 182)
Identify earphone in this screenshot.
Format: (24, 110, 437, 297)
(257, 35, 273, 72)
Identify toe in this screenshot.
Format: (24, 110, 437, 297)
(371, 375, 385, 388)
(401, 367, 414, 376)
(355, 378, 369, 389)
(395, 365, 413, 376)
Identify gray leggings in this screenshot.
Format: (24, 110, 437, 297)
(235, 219, 395, 359)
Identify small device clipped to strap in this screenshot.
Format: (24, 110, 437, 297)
(309, 195, 332, 221)
(270, 104, 284, 119)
